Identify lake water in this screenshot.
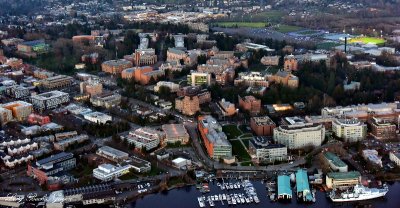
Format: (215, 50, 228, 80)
(130, 180, 400, 208)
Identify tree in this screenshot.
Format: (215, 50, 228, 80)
(158, 86, 171, 99)
(112, 134, 121, 144)
(197, 54, 207, 65)
(332, 84, 345, 101)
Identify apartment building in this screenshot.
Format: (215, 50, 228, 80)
(332, 118, 367, 142)
(125, 127, 164, 151)
(31, 91, 69, 111)
(0, 101, 33, 121)
(39, 75, 74, 90)
(369, 117, 397, 140)
(273, 123, 325, 149)
(175, 96, 200, 116)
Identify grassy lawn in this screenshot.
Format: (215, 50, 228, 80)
(241, 138, 251, 148)
(274, 25, 303, 33)
(317, 42, 342, 50)
(241, 134, 253, 139)
(297, 30, 320, 35)
(239, 124, 252, 133)
(349, 37, 386, 45)
(214, 22, 267, 28)
(223, 125, 243, 140)
(119, 170, 138, 180)
(251, 11, 284, 22)
(70, 165, 93, 178)
(231, 140, 251, 161)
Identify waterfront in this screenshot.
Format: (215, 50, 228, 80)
(131, 181, 400, 208)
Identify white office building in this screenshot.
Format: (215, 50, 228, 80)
(248, 136, 287, 163)
(332, 118, 367, 142)
(83, 112, 112, 124)
(154, 81, 180, 93)
(93, 163, 132, 182)
(273, 123, 325, 149)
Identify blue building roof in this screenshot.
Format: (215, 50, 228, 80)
(296, 169, 312, 201)
(36, 152, 73, 166)
(21, 39, 46, 46)
(277, 175, 292, 196)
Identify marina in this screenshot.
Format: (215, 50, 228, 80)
(132, 181, 400, 208)
(197, 179, 261, 207)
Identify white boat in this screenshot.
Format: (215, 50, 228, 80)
(209, 199, 215, 207)
(232, 198, 237, 205)
(329, 184, 389, 202)
(197, 197, 205, 207)
(254, 196, 260, 203)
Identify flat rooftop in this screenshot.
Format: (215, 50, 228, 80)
(102, 59, 131, 66)
(33, 90, 68, 99)
(162, 124, 188, 138)
(129, 156, 150, 168)
(324, 152, 348, 168)
(36, 152, 73, 166)
(250, 136, 285, 149)
(98, 146, 129, 158)
(251, 116, 275, 126)
(327, 171, 361, 180)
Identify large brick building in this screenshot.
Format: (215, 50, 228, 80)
(80, 79, 103, 97)
(121, 66, 164, 85)
(198, 115, 232, 160)
(284, 55, 298, 71)
(39, 75, 74, 90)
(175, 96, 200, 116)
(369, 117, 397, 140)
(101, 59, 133, 74)
(250, 116, 276, 136)
(238, 95, 261, 115)
(268, 70, 299, 88)
(27, 152, 76, 185)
